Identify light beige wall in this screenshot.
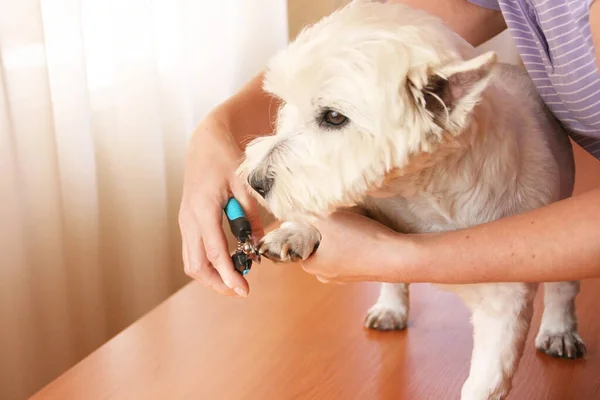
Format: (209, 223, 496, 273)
(287, 0, 349, 39)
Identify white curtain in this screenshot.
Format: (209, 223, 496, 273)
(0, 0, 288, 398)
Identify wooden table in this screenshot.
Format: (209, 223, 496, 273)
(31, 259, 600, 400)
(33, 144, 600, 400)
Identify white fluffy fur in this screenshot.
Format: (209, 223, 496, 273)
(238, 2, 585, 399)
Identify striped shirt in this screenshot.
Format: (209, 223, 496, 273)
(469, 0, 600, 158)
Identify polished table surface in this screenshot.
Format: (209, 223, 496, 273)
(31, 262, 600, 400)
(33, 145, 600, 400)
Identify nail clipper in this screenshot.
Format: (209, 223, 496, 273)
(224, 197, 261, 275)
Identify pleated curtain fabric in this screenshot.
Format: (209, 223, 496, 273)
(0, 0, 288, 398)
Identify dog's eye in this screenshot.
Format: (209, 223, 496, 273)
(320, 110, 349, 128)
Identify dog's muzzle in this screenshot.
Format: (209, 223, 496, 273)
(248, 173, 274, 199)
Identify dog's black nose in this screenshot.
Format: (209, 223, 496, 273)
(248, 173, 274, 198)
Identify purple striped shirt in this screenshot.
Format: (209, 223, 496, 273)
(469, 0, 600, 159)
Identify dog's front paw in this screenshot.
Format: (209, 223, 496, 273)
(364, 304, 408, 331)
(536, 330, 586, 359)
(258, 222, 321, 263)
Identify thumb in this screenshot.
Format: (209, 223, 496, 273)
(231, 181, 265, 241)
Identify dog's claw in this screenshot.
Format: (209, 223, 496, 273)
(536, 331, 586, 359)
(259, 244, 304, 263)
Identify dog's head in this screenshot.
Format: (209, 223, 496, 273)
(239, 1, 497, 221)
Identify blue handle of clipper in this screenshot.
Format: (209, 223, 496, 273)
(224, 198, 252, 243)
(224, 197, 246, 220)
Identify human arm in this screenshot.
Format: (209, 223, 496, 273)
(300, 188, 600, 284)
(178, 0, 506, 297)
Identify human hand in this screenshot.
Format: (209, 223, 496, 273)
(299, 211, 401, 283)
(178, 115, 264, 297)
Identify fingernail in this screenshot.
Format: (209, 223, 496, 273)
(235, 287, 247, 297)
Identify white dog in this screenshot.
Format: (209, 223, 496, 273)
(238, 2, 585, 399)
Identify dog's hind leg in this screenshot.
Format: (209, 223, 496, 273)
(459, 283, 537, 400)
(365, 283, 410, 331)
(535, 280, 586, 359)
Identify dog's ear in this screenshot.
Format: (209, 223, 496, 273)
(410, 51, 497, 134)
